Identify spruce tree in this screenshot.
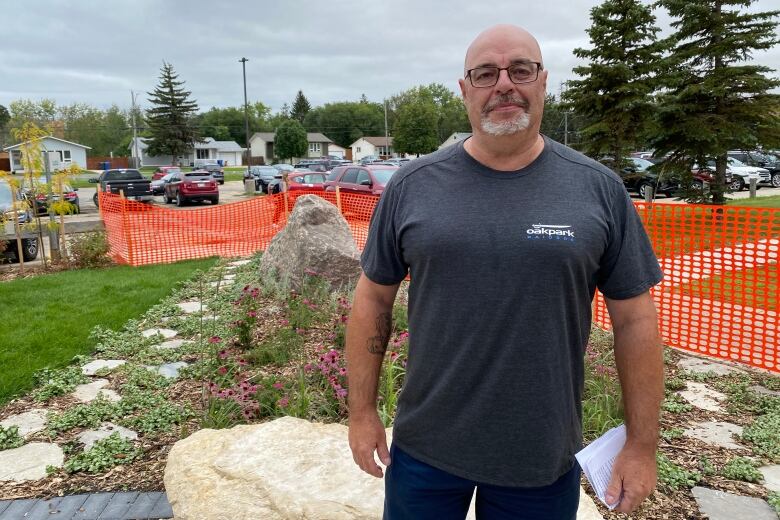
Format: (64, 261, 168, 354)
(563, 0, 663, 167)
(145, 62, 200, 162)
(651, 0, 780, 204)
(290, 90, 311, 123)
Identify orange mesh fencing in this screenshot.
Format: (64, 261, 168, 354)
(99, 192, 779, 373)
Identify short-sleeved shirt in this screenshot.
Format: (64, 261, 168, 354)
(360, 137, 663, 487)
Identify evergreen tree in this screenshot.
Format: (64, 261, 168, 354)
(393, 99, 439, 156)
(651, 0, 780, 204)
(274, 119, 308, 162)
(290, 91, 311, 123)
(0, 104, 10, 148)
(562, 0, 662, 168)
(145, 62, 200, 162)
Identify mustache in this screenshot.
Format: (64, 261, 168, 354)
(482, 95, 529, 115)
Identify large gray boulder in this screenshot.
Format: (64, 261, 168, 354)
(259, 195, 361, 291)
(164, 417, 603, 520)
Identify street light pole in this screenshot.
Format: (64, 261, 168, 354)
(239, 58, 250, 173)
(130, 90, 140, 168)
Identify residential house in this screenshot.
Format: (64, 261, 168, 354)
(3, 136, 91, 173)
(129, 137, 246, 167)
(439, 132, 472, 149)
(248, 132, 335, 164)
(350, 137, 397, 161)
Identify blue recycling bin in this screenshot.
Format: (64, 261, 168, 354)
(101, 161, 111, 170)
(217, 160, 224, 166)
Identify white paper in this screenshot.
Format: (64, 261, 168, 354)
(575, 424, 626, 510)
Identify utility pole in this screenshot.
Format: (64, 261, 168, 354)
(239, 57, 251, 173)
(42, 151, 60, 262)
(564, 112, 569, 147)
(130, 90, 140, 168)
(383, 100, 389, 159)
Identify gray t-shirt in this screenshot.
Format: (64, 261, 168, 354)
(360, 137, 663, 487)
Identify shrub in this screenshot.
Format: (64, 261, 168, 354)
(742, 410, 780, 462)
(68, 231, 112, 268)
(582, 334, 623, 441)
(0, 425, 24, 450)
(657, 452, 700, 490)
(721, 457, 763, 483)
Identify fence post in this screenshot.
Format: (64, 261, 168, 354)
(283, 172, 290, 219)
(336, 186, 342, 213)
(749, 177, 757, 198)
(644, 185, 654, 203)
(120, 190, 135, 265)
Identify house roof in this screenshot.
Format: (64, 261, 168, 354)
(448, 132, 472, 141)
(3, 135, 92, 152)
(129, 137, 244, 152)
(357, 136, 393, 147)
(250, 132, 334, 144)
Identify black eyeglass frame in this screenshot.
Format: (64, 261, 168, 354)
(465, 62, 544, 88)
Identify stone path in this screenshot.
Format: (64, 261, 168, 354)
(0, 492, 173, 520)
(692, 487, 777, 520)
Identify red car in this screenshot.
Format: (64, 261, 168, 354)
(151, 166, 182, 181)
(163, 170, 219, 206)
(323, 165, 399, 196)
(268, 172, 327, 194)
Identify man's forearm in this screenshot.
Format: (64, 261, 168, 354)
(613, 313, 664, 449)
(345, 276, 398, 418)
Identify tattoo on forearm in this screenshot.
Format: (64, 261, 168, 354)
(366, 312, 392, 355)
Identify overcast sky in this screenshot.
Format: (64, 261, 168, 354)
(0, 0, 778, 115)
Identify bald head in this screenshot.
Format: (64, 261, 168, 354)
(464, 25, 543, 74)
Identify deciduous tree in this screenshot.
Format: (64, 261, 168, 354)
(274, 119, 308, 162)
(393, 99, 439, 156)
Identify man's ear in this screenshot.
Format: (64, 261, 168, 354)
(458, 78, 468, 101)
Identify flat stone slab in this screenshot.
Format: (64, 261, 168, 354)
(678, 356, 741, 376)
(81, 359, 126, 376)
(677, 381, 725, 412)
(222, 273, 236, 280)
(0, 443, 64, 482)
(72, 379, 121, 403)
(0, 409, 48, 437)
(692, 486, 777, 520)
(147, 362, 188, 379)
(153, 339, 189, 350)
(750, 385, 780, 397)
(684, 421, 744, 450)
(227, 259, 251, 267)
(759, 464, 780, 493)
(177, 301, 207, 314)
(141, 327, 178, 339)
(77, 422, 138, 451)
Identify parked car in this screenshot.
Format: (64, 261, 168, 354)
(358, 155, 382, 166)
(324, 165, 399, 196)
(710, 158, 769, 191)
(201, 163, 225, 185)
(267, 172, 327, 194)
(0, 180, 39, 262)
(163, 170, 219, 206)
(28, 177, 80, 215)
(728, 150, 780, 188)
(271, 163, 295, 173)
(379, 158, 410, 167)
(89, 169, 154, 208)
(690, 165, 734, 191)
(151, 166, 182, 181)
(244, 166, 281, 193)
(610, 158, 678, 198)
(151, 173, 175, 195)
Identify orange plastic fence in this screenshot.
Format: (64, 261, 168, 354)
(99, 192, 779, 373)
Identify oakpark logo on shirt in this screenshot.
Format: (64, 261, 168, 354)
(526, 224, 575, 241)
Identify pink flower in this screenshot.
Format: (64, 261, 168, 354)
(296, 328, 305, 335)
(304, 363, 314, 372)
(247, 310, 257, 318)
(339, 367, 347, 376)
(238, 358, 248, 366)
(218, 350, 229, 359)
(278, 396, 290, 408)
(272, 382, 284, 390)
(304, 268, 318, 276)
(218, 366, 228, 375)
(335, 388, 348, 399)
(280, 319, 289, 326)
(209, 336, 222, 344)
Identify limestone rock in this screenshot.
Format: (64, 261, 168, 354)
(0, 443, 64, 482)
(259, 195, 361, 291)
(81, 359, 126, 376)
(227, 259, 251, 267)
(164, 416, 603, 520)
(692, 486, 777, 520)
(0, 409, 48, 437)
(72, 379, 121, 403)
(177, 301, 207, 314)
(146, 362, 188, 379)
(759, 464, 780, 493)
(77, 422, 138, 450)
(684, 421, 744, 450)
(750, 385, 780, 398)
(677, 381, 725, 412)
(141, 328, 178, 339)
(153, 339, 188, 350)
(678, 356, 741, 376)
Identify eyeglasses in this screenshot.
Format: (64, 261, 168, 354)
(465, 62, 543, 88)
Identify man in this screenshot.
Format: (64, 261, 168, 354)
(346, 24, 664, 519)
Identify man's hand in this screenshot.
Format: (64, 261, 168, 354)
(605, 444, 657, 513)
(348, 412, 391, 478)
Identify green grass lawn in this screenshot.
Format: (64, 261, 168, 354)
(670, 264, 778, 311)
(0, 258, 217, 405)
(728, 195, 780, 208)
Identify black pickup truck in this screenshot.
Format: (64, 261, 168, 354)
(0, 180, 39, 262)
(89, 169, 154, 207)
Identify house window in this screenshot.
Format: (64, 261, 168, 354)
(196, 149, 209, 159)
(309, 143, 321, 153)
(63, 150, 72, 162)
(356, 147, 361, 153)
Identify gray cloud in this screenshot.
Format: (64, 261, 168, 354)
(0, 0, 776, 113)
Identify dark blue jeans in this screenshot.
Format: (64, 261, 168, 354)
(384, 444, 581, 520)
